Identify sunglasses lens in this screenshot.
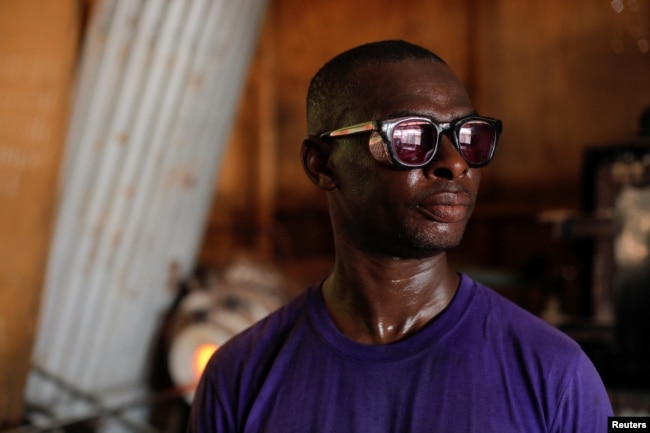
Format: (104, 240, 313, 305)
(391, 121, 436, 166)
(457, 120, 496, 165)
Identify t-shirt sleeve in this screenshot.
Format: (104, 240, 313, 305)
(548, 351, 613, 433)
(185, 290, 309, 433)
(187, 353, 238, 433)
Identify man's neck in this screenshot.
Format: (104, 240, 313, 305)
(321, 249, 460, 345)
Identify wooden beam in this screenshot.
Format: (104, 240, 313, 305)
(0, 0, 80, 426)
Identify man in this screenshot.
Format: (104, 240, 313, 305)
(188, 40, 613, 432)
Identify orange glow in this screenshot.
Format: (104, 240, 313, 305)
(193, 343, 219, 378)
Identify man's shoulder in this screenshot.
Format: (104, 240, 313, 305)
(206, 285, 314, 373)
(461, 275, 613, 429)
(466, 275, 584, 358)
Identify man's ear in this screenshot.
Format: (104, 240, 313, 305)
(301, 136, 337, 191)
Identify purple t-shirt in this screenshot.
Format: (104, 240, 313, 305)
(189, 274, 612, 432)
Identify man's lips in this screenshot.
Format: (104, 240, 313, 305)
(413, 192, 473, 223)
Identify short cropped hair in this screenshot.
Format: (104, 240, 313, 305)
(306, 40, 445, 135)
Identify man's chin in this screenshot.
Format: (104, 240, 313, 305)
(393, 232, 465, 259)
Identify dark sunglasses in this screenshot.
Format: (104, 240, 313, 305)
(319, 115, 502, 168)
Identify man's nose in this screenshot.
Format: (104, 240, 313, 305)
(423, 134, 469, 179)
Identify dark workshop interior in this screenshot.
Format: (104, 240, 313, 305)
(1, 0, 650, 431)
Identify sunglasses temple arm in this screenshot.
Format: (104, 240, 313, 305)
(321, 121, 377, 138)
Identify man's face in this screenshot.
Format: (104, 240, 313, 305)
(326, 59, 481, 259)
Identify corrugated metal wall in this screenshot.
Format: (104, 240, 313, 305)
(24, 0, 267, 428)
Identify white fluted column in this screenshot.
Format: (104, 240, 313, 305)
(25, 0, 268, 426)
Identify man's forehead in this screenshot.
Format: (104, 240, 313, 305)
(351, 58, 453, 81)
(347, 59, 472, 120)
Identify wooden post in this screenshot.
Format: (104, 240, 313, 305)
(0, 0, 79, 427)
(255, 9, 278, 259)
